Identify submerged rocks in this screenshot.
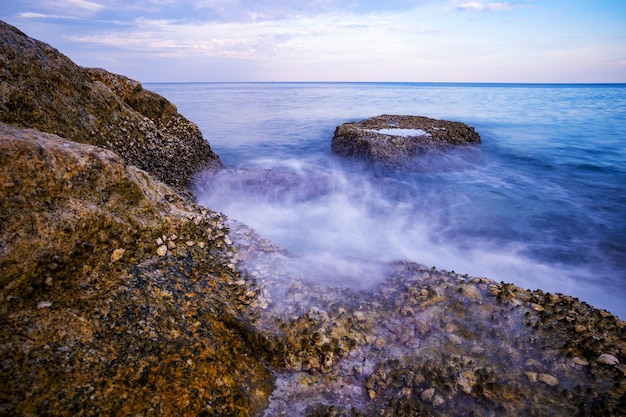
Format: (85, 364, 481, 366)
(0, 20, 222, 192)
(228, 238, 626, 416)
(331, 114, 481, 169)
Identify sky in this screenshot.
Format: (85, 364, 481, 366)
(1, 1, 625, 83)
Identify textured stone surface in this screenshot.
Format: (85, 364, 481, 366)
(331, 114, 481, 169)
(0, 20, 222, 192)
(0, 123, 271, 416)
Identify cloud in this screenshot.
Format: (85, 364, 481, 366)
(63, 9, 436, 63)
(454, 1, 517, 12)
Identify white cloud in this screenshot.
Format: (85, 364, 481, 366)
(65, 10, 436, 63)
(454, 1, 516, 12)
(64, 0, 107, 12)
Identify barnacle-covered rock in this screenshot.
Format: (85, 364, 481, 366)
(0, 124, 271, 416)
(0, 21, 222, 193)
(331, 114, 481, 169)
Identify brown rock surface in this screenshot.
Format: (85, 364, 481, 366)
(0, 123, 271, 416)
(331, 114, 481, 169)
(0, 20, 222, 192)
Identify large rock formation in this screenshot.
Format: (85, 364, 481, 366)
(0, 123, 272, 415)
(331, 114, 481, 169)
(0, 20, 222, 193)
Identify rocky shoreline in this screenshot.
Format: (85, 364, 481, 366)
(1, 20, 624, 416)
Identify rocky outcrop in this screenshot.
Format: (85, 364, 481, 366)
(0, 122, 271, 415)
(331, 114, 481, 169)
(1, 20, 624, 417)
(0, 20, 222, 193)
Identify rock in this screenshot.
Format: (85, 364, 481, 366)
(421, 388, 436, 402)
(538, 373, 559, 387)
(331, 114, 481, 168)
(0, 123, 272, 416)
(597, 354, 620, 365)
(110, 248, 125, 262)
(0, 20, 223, 193)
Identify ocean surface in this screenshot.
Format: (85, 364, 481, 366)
(149, 82, 626, 319)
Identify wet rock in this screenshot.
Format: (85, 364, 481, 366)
(331, 114, 480, 169)
(537, 373, 559, 387)
(597, 354, 619, 365)
(0, 124, 272, 416)
(0, 20, 223, 193)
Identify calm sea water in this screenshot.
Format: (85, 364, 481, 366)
(149, 82, 626, 318)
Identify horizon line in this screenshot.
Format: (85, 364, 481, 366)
(143, 80, 626, 86)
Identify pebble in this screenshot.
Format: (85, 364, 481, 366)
(156, 245, 167, 256)
(537, 373, 559, 387)
(421, 388, 435, 402)
(597, 354, 619, 365)
(37, 301, 53, 309)
(570, 357, 589, 367)
(110, 248, 125, 262)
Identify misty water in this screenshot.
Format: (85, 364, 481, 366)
(149, 82, 626, 318)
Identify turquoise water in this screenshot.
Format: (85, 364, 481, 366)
(149, 82, 626, 318)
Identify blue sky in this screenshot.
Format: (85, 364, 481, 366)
(1, 1, 625, 83)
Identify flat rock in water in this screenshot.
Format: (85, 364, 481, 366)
(331, 114, 481, 169)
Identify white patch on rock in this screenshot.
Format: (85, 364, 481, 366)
(366, 128, 431, 137)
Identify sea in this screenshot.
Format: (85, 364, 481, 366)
(148, 82, 626, 319)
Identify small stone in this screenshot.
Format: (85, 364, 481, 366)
(432, 395, 444, 407)
(421, 388, 435, 402)
(530, 303, 545, 312)
(525, 358, 542, 370)
(44, 276, 53, 286)
(156, 245, 167, 256)
(109, 248, 124, 263)
(574, 325, 586, 333)
(571, 357, 589, 367)
(185, 240, 195, 247)
(597, 354, 619, 365)
(167, 240, 177, 249)
(155, 237, 164, 245)
(37, 301, 53, 309)
(368, 389, 376, 399)
(538, 373, 559, 387)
